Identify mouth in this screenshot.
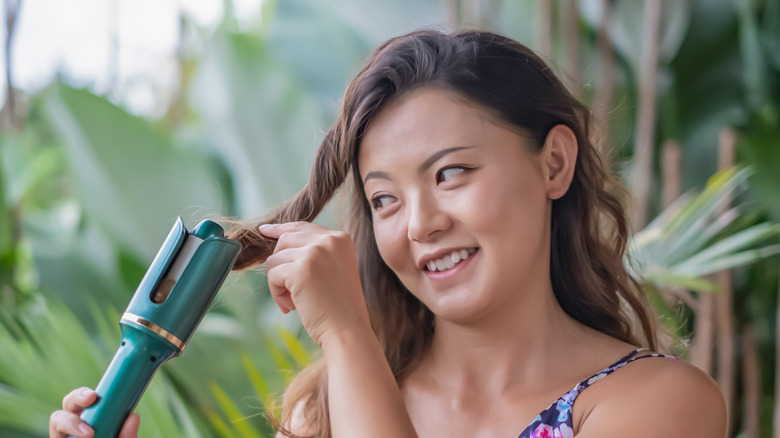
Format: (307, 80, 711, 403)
(422, 248, 478, 273)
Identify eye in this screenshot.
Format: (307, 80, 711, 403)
(370, 194, 395, 210)
(436, 166, 467, 183)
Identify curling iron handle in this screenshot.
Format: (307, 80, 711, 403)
(73, 324, 179, 438)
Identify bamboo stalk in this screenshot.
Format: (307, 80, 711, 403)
(686, 139, 716, 376)
(487, 0, 503, 29)
(166, 9, 188, 130)
(631, 0, 662, 230)
(593, 0, 615, 170)
(446, 0, 460, 29)
(538, 0, 552, 57)
(715, 270, 735, 421)
(563, 0, 581, 92)
(715, 128, 737, 433)
(2, 0, 21, 130)
(107, 0, 119, 96)
(475, 0, 503, 30)
(661, 140, 681, 209)
(774, 259, 780, 438)
(690, 292, 714, 374)
(657, 139, 684, 314)
(742, 325, 761, 438)
(458, 0, 485, 28)
(657, 139, 695, 344)
(718, 128, 736, 173)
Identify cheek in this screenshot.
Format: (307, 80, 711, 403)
(473, 175, 549, 242)
(372, 221, 409, 273)
(455, 176, 522, 232)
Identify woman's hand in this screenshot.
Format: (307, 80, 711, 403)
(260, 222, 372, 347)
(261, 222, 419, 437)
(49, 387, 139, 438)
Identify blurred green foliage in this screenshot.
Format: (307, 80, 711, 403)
(0, 0, 779, 437)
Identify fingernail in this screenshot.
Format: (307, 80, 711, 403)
(258, 224, 275, 231)
(79, 423, 92, 434)
(80, 388, 94, 398)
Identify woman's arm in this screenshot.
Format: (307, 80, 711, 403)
(322, 327, 418, 438)
(274, 332, 418, 438)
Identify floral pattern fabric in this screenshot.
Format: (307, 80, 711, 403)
(518, 349, 678, 438)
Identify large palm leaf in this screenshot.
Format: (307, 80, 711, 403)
(630, 165, 780, 293)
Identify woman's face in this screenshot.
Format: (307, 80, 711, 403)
(358, 89, 569, 324)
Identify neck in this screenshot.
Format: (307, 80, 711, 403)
(416, 280, 615, 399)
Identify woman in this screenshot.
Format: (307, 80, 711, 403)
(51, 29, 726, 438)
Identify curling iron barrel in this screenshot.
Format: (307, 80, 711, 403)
(72, 218, 242, 438)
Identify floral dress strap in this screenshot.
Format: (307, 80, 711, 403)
(518, 348, 679, 438)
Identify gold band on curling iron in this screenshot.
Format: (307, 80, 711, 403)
(121, 312, 186, 351)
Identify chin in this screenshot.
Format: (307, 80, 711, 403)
(424, 293, 495, 325)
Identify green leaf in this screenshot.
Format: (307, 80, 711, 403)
(206, 408, 236, 438)
(643, 271, 718, 293)
(0, 299, 202, 437)
(210, 382, 263, 438)
(736, 0, 771, 111)
(264, 335, 294, 382)
(327, 0, 448, 46)
(673, 244, 780, 278)
(191, 31, 323, 218)
(762, 0, 780, 70)
(43, 85, 228, 259)
(580, 0, 690, 73)
(740, 122, 780, 222)
(241, 353, 274, 408)
(671, 223, 780, 273)
(265, 0, 372, 106)
(649, 167, 751, 264)
(276, 326, 312, 369)
(632, 165, 779, 296)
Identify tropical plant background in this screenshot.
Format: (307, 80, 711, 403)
(0, 0, 779, 437)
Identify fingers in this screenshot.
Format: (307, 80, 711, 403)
(49, 412, 139, 438)
(259, 222, 354, 317)
(260, 225, 310, 314)
(265, 260, 298, 313)
(257, 221, 307, 238)
(49, 410, 93, 438)
(263, 233, 320, 315)
(258, 222, 328, 239)
(267, 229, 348, 259)
(51, 389, 140, 438)
(62, 387, 97, 413)
(51, 388, 97, 438)
(118, 413, 140, 438)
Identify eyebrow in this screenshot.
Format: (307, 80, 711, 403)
(363, 146, 475, 184)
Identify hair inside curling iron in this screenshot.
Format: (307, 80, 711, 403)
(151, 235, 204, 304)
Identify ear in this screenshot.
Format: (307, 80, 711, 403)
(541, 124, 578, 200)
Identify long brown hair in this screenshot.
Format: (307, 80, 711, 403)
(227, 29, 659, 437)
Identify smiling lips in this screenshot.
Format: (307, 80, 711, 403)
(424, 248, 478, 272)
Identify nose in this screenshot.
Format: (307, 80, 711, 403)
(407, 191, 452, 241)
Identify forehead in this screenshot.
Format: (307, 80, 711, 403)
(358, 89, 495, 171)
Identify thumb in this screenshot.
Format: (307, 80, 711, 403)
(118, 413, 140, 438)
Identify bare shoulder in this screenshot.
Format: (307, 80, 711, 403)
(576, 354, 727, 438)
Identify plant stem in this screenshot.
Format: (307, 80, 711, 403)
(631, 0, 661, 229)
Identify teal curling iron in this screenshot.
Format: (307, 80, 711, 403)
(72, 218, 242, 438)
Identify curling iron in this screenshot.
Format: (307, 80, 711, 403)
(71, 218, 242, 438)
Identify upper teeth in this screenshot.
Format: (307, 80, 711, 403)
(426, 248, 475, 272)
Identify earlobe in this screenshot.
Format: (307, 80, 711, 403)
(542, 125, 578, 200)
